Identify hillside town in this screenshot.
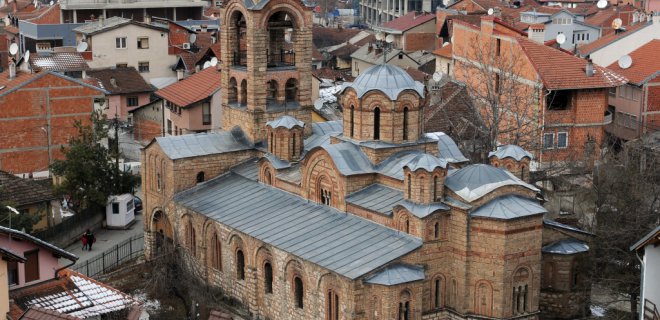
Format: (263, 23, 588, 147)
(0, 0, 658, 318)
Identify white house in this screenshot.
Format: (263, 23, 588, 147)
(74, 17, 178, 88)
(630, 225, 660, 320)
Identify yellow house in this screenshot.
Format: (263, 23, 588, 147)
(0, 171, 62, 232)
(0, 247, 25, 319)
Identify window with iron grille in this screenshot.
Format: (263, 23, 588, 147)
(138, 61, 149, 73)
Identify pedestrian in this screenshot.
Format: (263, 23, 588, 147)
(81, 231, 89, 251)
(86, 230, 96, 251)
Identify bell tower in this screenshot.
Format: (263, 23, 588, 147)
(219, 0, 313, 143)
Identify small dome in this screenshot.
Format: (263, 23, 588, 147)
(266, 115, 305, 129)
(404, 153, 447, 172)
(341, 64, 425, 100)
(488, 145, 533, 161)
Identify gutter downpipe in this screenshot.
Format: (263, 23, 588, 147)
(55, 255, 79, 279)
(636, 249, 644, 320)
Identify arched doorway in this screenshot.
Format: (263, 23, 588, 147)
(151, 209, 174, 255)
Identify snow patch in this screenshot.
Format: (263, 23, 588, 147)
(590, 305, 606, 317)
(132, 290, 161, 313)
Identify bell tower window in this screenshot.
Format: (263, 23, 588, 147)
(285, 78, 298, 102)
(350, 105, 355, 137)
(240, 80, 248, 105)
(403, 107, 409, 140)
(374, 107, 381, 140)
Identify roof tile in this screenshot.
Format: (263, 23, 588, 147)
(607, 39, 660, 85)
(156, 67, 221, 106)
(87, 67, 153, 94)
(381, 11, 436, 32)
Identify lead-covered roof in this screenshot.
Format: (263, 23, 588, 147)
(341, 64, 425, 100)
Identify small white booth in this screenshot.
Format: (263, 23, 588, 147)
(106, 194, 136, 228)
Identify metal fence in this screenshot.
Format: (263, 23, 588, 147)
(73, 234, 144, 278)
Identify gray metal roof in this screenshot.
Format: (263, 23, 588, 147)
(488, 145, 533, 161)
(425, 132, 469, 163)
(266, 115, 305, 129)
(346, 184, 403, 216)
(263, 154, 291, 169)
(155, 129, 252, 160)
(321, 142, 374, 175)
(276, 165, 302, 184)
(174, 173, 422, 279)
(364, 263, 425, 286)
(470, 195, 546, 220)
(73, 17, 131, 35)
(543, 219, 593, 236)
(304, 121, 343, 151)
(444, 164, 539, 202)
(376, 151, 422, 180)
(404, 153, 447, 172)
(630, 225, 660, 251)
(398, 200, 450, 218)
(341, 64, 425, 100)
(230, 158, 259, 181)
(542, 238, 589, 255)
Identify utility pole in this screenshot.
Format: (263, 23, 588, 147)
(114, 110, 120, 192)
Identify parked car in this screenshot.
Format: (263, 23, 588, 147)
(133, 196, 143, 213)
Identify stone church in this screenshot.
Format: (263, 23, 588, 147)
(141, 0, 594, 318)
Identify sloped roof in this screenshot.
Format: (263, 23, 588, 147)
(433, 43, 453, 58)
(517, 36, 627, 89)
(488, 145, 533, 161)
(19, 306, 82, 320)
(576, 21, 650, 56)
(73, 17, 167, 35)
(630, 225, 660, 251)
(607, 40, 660, 85)
(381, 11, 436, 32)
(304, 121, 343, 151)
(312, 27, 364, 49)
(0, 70, 107, 98)
(404, 153, 447, 171)
(543, 219, 594, 236)
(341, 64, 425, 100)
(174, 172, 423, 280)
(30, 52, 89, 72)
(346, 184, 403, 216)
(155, 67, 221, 107)
(154, 130, 252, 160)
(0, 171, 55, 206)
(364, 263, 425, 285)
(320, 142, 374, 175)
(444, 164, 539, 202)
(0, 226, 77, 261)
(425, 132, 470, 164)
(542, 238, 589, 254)
(87, 67, 153, 95)
(0, 247, 26, 263)
(470, 195, 546, 219)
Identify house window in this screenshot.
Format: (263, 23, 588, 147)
(374, 107, 381, 140)
(403, 107, 409, 140)
(264, 262, 273, 293)
(294, 276, 304, 308)
(196, 171, 205, 183)
(8, 261, 18, 285)
(116, 63, 128, 68)
(202, 103, 211, 125)
(495, 73, 501, 94)
(112, 202, 119, 214)
(512, 268, 530, 314)
(127, 96, 139, 107)
(434, 222, 440, 239)
(24, 250, 39, 283)
(174, 126, 178, 136)
(167, 120, 172, 135)
(543, 133, 554, 149)
(609, 87, 616, 97)
(327, 289, 339, 320)
(115, 37, 127, 49)
(557, 132, 568, 148)
(546, 90, 571, 110)
(186, 220, 196, 257)
(138, 61, 150, 73)
(137, 37, 149, 49)
(236, 250, 245, 280)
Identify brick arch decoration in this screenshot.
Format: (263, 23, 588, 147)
(430, 273, 446, 309)
(393, 208, 413, 234)
(511, 265, 533, 315)
(223, 3, 251, 27)
(203, 220, 222, 269)
(258, 1, 308, 29)
(393, 92, 421, 112)
(300, 148, 345, 203)
(317, 272, 345, 320)
(180, 213, 198, 258)
(258, 159, 275, 185)
(255, 245, 275, 307)
(474, 280, 493, 317)
(284, 257, 308, 311)
(369, 295, 382, 320)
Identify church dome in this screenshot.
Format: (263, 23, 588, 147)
(341, 64, 425, 100)
(404, 153, 447, 172)
(266, 115, 305, 129)
(488, 145, 533, 161)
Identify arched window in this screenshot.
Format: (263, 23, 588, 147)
(350, 106, 355, 137)
(318, 177, 332, 206)
(433, 277, 443, 308)
(433, 176, 439, 200)
(434, 222, 440, 239)
(196, 171, 205, 184)
(292, 133, 297, 158)
(210, 232, 222, 270)
(285, 78, 298, 102)
(186, 220, 196, 257)
(403, 107, 409, 140)
(407, 174, 411, 198)
(228, 78, 238, 103)
(371, 296, 382, 320)
(373, 107, 380, 140)
(419, 176, 425, 199)
(270, 132, 274, 153)
(398, 290, 411, 320)
(236, 249, 245, 280)
(405, 219, 410, 234)
(512, 267, 530, 315)
(264, 169, 272, 185)
(327, 289, 339, 320)
(264, 262, 273, 293)
(240, 79, 248, 105)
(475, 281, 493, 316)
(450, 278, 458, 308)
(267, 80, 278, 101)
(520, 165, 526, 181)
(156, 173, 161, 191)
(294, 276, 304, 308)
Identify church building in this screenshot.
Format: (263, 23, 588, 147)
(140, 0, 593, 318)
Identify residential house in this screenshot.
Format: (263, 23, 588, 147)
(58, 0, 204, 23)
(156, 67, 222, 135)
(585, 4, 644, 36)
(0, 69, 106, 176)
(29, 49, 89, 78)
(0, 226, 77, 288)
(73, 17, 177, 87)
(173, 44, 221, 79)
(630, 225, 660, 320)
(433, 43, 453, 76)
(519, 8, 600, 50)
(374, 11, 437, 52)
(0, 171, 62, 232)
(451, 16, 627, 167)
(87, 67, 154, 121)
(312, 27, 374, 70)
(605, 40, 660, 140)
(0, 247, 25, 319)
(576, 14, 660, 66)
(129, 98, 163, 143)
(361, 0, 439, 26)
(350, 43, 420, 77)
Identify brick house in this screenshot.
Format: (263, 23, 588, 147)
(0, 69, 106, 175)
(140, 0, 592, 317)
(451, 16, 627, 167)
(129, 98, 163, 143)
(374, 11, 437, 52)
(155, 67, 222, 135)
(604, 40, 660, 140)
(87, 67, 154, 121)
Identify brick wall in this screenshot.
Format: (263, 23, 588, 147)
(404, 33, 437, 52)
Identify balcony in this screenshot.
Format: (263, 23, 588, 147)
(232, 50, 296, 69)
(603, 110, 613, 125)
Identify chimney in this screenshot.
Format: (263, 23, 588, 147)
(585, 58, 594, 77)
(110, 76, 117, 87)
(8, 61, 16, 80)
(493, 7, 502, 17)
(144, 15, 151, 24)
(99, 15, 105, 26)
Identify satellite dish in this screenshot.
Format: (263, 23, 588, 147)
(76, 41, 88, 52)
(612, 18, 622, 29)
(203, 61, 212, 69)
(618, 55, 632, 69)
(556, 33, 566, 44)
(488, 8, 494, 15)
(49, 0, 53, 5)
(24, 50, 30, 62)
(385, 34, 394, 44)
(375, 32, 385, 41)
(9, 43, 18, 56)
(432, 72, 443, 82)
(597, 0, 607, 8)
(189, 33, 197, 44)
(210, 57, 218, 66)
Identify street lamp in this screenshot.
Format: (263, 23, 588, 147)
(374, 31, 395, 64)
(5, 205, 19, 234)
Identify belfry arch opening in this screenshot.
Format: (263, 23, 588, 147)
(266, 11, 296, 68)
(230, 11, 248, 67)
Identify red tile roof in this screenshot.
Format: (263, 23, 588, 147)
(517, 36, 627, 89)
(433, 43, 452, 58)
(576, 21, 650, 55)
(19, 306, 82, 320)
(607, 39, 660, 85)
(156, 67, 221, 107)
(381, 11, 436, 32)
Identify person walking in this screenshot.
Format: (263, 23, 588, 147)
(86, 230, 96, 251)
(81, 231, 89, 251)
